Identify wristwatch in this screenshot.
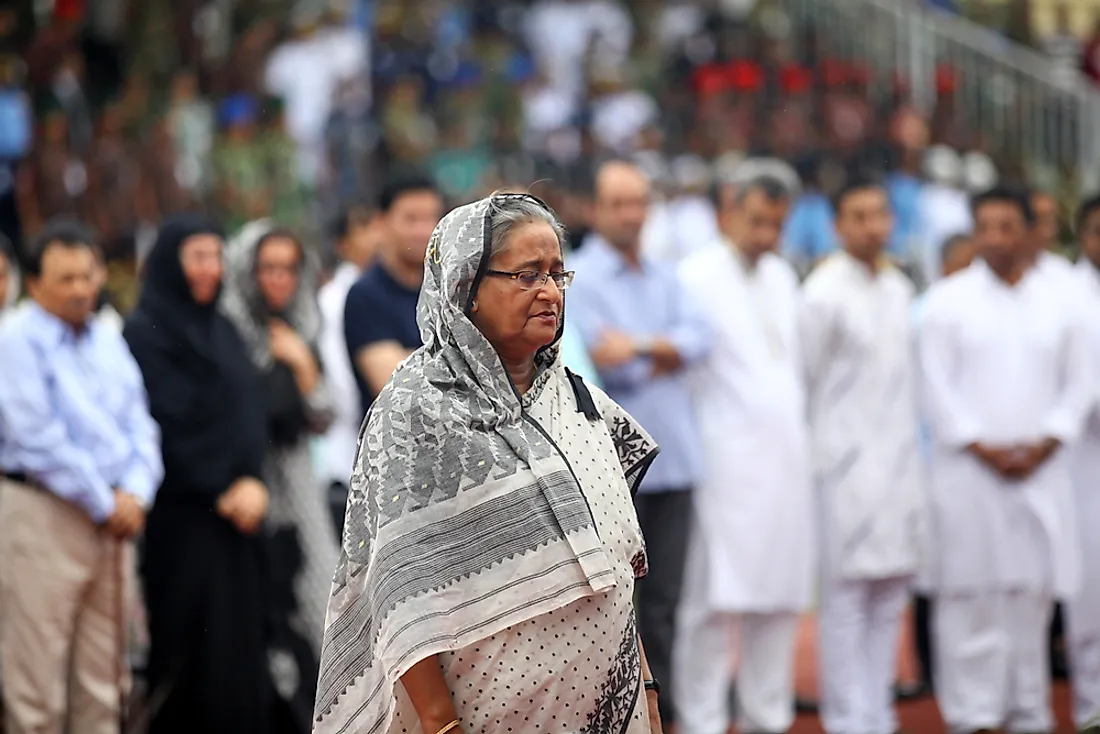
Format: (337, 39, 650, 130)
(634, 338, 655, 357)
(643, 678, 660, 695)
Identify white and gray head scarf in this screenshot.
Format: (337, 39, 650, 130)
(220, 218, 322, 369)
(313, 194, 658, 733)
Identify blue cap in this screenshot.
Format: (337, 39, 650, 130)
(218, 94, 258, 128)
(453, 61, 482, 87)
(507, 54, 536, 83)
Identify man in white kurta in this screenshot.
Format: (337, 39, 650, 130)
(918, 188, 1089, 734)
(801, 181, 924, 734)
(675, 176, 815, 734)
(1067, 195, 1100, 731)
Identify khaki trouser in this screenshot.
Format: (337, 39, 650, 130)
(0, 479, 130, 734)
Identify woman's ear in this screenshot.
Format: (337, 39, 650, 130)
(471, 301, 480, 313)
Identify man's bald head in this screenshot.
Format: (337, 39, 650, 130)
(595, 160, 649, 198)
(592, 160, 650, 257)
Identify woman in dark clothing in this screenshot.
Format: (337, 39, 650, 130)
(123, 214, 272, 734)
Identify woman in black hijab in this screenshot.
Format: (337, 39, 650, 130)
(124, 214, 272, 734)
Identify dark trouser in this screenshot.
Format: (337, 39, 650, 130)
(914, 593, 934, 688)
(633, 488, 693, 725)
(1050, 601, 1068, 679)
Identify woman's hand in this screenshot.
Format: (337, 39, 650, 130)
(269, 319, 320, 395)
(400, 656, 461, 734)
(637, 635, 663, 734)
(269, 319, 311, 367)
(216, 476, 269, 534)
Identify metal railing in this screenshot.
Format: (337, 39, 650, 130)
(779, 0, 1100, 196)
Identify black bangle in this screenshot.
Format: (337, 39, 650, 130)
(643, 678, 660, 695)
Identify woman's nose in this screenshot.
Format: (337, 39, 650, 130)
(538, 277, 563, 302)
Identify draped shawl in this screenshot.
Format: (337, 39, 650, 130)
(219, 215, 338, 632)
(313, 195, 658, 733)
(220, 218, 323, 369)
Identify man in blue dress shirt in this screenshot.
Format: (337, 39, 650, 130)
(0, 219, 163, 734)
(569, 160, 712, 729)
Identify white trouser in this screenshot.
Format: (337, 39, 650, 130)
(674, 606, 799, 734)
(1068, 599, 1100, 729)
(818, 574, 911, 734)
(934, 590, 1054, 734)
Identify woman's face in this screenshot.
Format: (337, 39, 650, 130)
(472, 220, 564, 362)
(255, 235, 301, 312)
(179, 234, 224, 305)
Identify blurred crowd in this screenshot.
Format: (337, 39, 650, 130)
(3, 0, 1097, 313)
(0, 0, 370, 314)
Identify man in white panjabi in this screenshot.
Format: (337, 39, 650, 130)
(1067, 194, 1100, 732)
(801, 179, 924, 734)
(918, 187, 1090, 734)
(675, 175, 814, 734)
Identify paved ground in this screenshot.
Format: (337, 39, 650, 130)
(781, 611, 1077, 734)
(786, 689, 1075, 734)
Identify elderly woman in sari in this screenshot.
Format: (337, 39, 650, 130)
(314, 193, 663, 734)
(220, 220, 341, 727)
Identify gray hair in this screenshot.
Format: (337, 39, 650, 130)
(735, 174, 791, 204)
(711, 173, 792, 211)
(486, 193, 568, 261)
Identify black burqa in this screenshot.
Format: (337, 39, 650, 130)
(124, 215, 272, 734)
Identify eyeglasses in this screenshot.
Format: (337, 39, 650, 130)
(256, 262, 300, 277)
(485, 269, 575, 291)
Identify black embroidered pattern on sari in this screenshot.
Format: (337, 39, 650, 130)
(609, 414, 649, 468)
(580, 612, 642, 734)
(630, 550, 649, 580)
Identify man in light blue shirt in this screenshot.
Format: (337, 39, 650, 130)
(782, 190, 838, 274)
(0, 218, 163, 733)
(569, 160, 711, 729)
